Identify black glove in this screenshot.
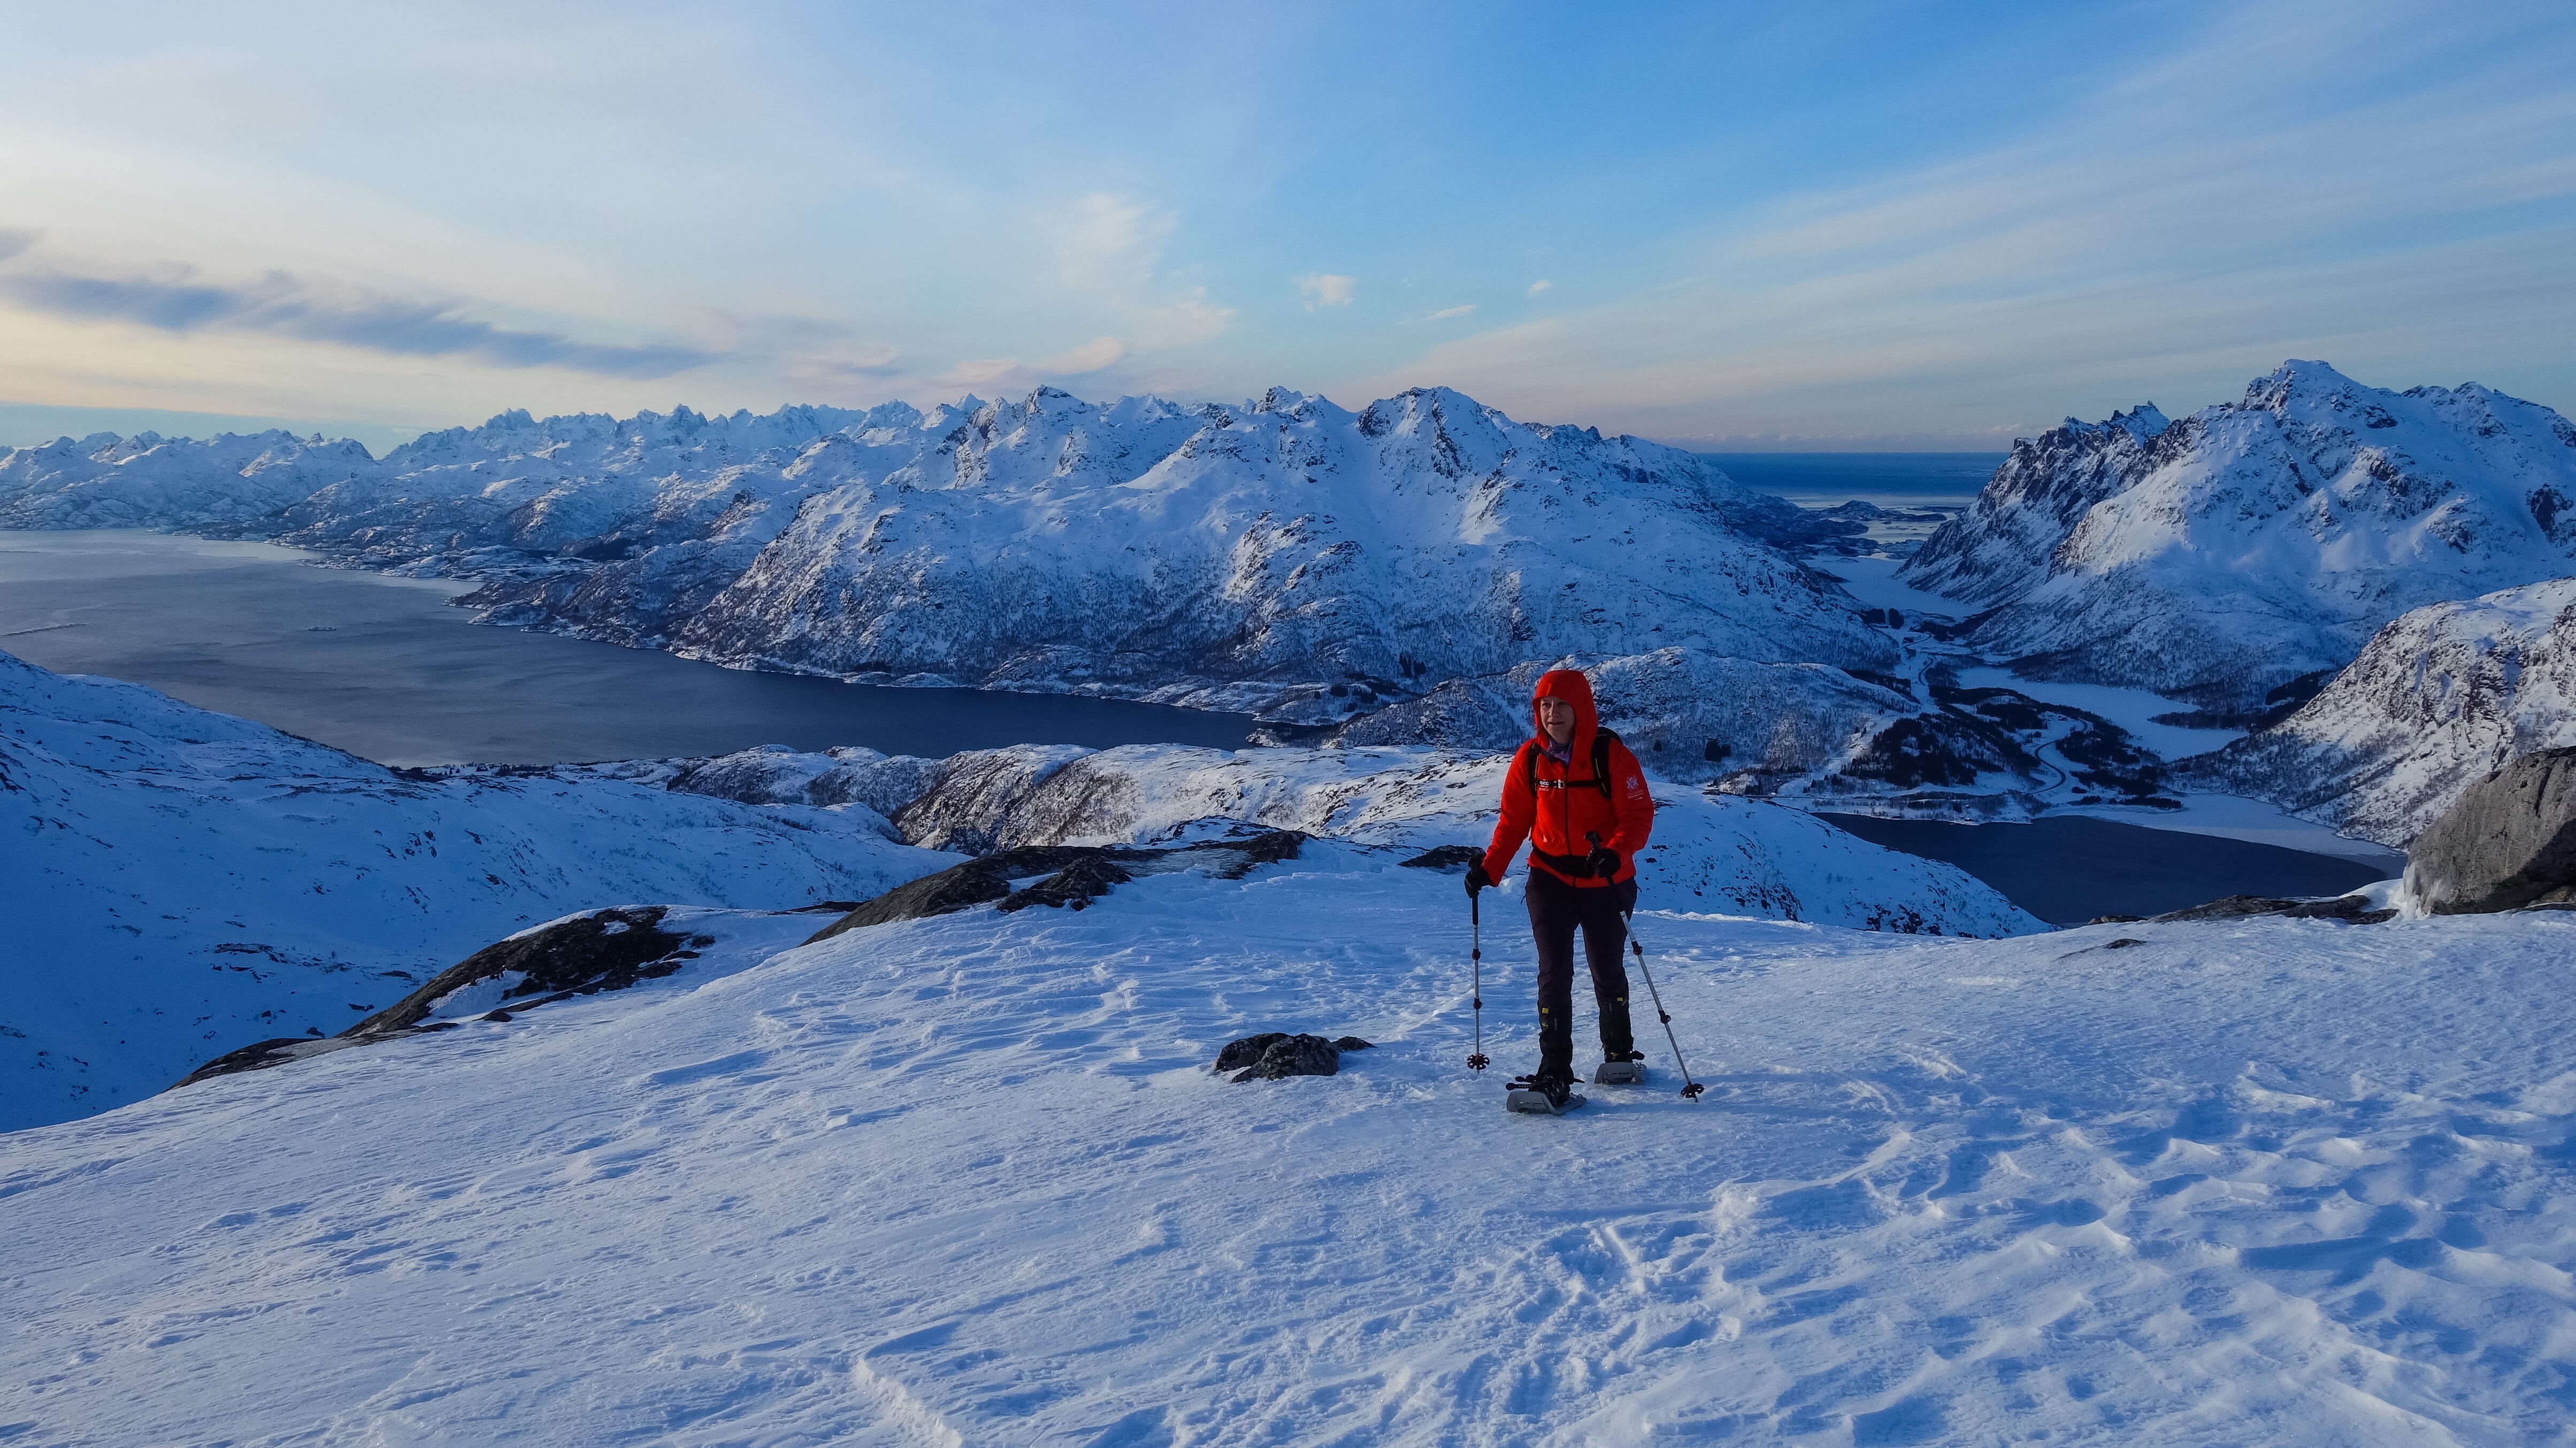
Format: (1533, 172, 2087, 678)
(1585, 845, 1620, 879)
(1464, 861, 1494, 897)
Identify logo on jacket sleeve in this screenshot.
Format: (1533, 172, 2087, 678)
(1626, 775, 1644, 795)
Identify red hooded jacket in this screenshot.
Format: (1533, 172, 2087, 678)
(1481, 669, 1654, 889)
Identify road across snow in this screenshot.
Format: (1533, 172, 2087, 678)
(5, 853, 2572, 1444)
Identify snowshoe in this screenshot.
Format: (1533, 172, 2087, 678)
(1592, 1052, 1646, 1087)
(1506, 1073, 1584, 1115)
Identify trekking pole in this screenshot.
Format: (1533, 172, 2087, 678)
(1586, 832, 1705, 1102)
(1467, 890, 1489, 1072)
(1624, 916, 1705, 1100)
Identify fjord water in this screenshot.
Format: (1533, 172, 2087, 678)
(0, 530, 1254, 766)
(1698, 451, 2004, 507)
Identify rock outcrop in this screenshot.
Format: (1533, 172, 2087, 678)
(177, 906, 713, 1087)
(2404, 746, 2576, 914)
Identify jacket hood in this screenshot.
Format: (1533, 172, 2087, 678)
(1530, 668, 1599, 760)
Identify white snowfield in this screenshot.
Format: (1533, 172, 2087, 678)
(0, 387, 1883, 729)
(1, 652, 2033, 1133)
(0, 649, 955, 1132)
(7, 851, 2570, 1445)
(2189, 577, 2576, 846)
(1905, 361, 2576, 711)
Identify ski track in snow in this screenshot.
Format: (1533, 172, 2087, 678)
(5, 856, 2574, 1445)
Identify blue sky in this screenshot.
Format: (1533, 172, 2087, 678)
(1, 0, 2569, 450)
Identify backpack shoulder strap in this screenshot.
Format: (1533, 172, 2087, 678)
(1591, 729, 1620, 796)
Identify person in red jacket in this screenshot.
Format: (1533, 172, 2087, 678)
(1465, 668, 1654, 1104)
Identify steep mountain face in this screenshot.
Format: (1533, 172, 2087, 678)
(0, 388, 1887, 724)
(1903, 362, 2576, 711)
(2184, 577, 2576, 846)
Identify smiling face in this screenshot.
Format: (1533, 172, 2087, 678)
(1537, 695, 1578, 744)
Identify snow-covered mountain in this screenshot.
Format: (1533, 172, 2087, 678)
(4, 834, 2564, 1441)
(2185, 577, 2576, 845)
(1, 648, 2037, 1131)
(1904, 362, 2576, 712)
(0, 388, 1888, 726)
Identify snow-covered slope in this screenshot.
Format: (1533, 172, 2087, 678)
(579, 738, 2045, 936)
(0, 389, 1887, 725)
(0, 649, 954, 1131)
(2, 856, 2566, 1443)
(2, 644, 2037, 1132)
(1904, 362, 2576, 711)
(2185, 577, 2576, 845)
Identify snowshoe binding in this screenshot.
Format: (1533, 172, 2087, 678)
(1506, 1070, 1584, 1115)
(1592, 1051, 1646, 1087)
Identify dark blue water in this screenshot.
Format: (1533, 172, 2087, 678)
(1823, 814, 2393, 926)
(1700, 452, 2004, 509)
(0, 531, 1255, 766)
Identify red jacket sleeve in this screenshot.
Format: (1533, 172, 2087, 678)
(1482, 745, 1535, 883)
(1603, 740, 1654, 859)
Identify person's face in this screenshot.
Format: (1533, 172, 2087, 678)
(1538, 695, 1577, 743)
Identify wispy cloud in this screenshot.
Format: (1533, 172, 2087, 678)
(1373, 2, 2576, 441)
(1425, 304, 1476, 321)
(1296, 273, 1356, 310)
(1053, 192, 1233, 346)
(1040, 336, 1126, 374)
(1524, 280, 1551, 298)
(0, 229, 36, 265)
(0, 265, 716, 379)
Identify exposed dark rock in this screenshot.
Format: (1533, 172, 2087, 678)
(1000, 855, 1133, 912)
(1225, 1033, 1343, 1082)
(176, 906, 698, 1088)
(2149, 894, 2395, 925)
(1215, 1032, 1291, 1073)
(2088, 914, 2145, 925)
(1399, 844, 1484, 873)
(2405, 746, 2576, 914)
(1214, 1031, 1371, 1080)
(2105, 938, 2146, 949)
(805, 831, 1308, 944)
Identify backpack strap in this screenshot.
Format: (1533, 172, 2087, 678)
(1527, 729, 1621, 797)
(1591, 728, 1620, 797)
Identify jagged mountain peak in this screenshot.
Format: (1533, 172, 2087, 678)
(1904, 361, 2576, 710)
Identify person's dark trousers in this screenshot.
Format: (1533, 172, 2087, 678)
(1524, 870, 1638, 1079)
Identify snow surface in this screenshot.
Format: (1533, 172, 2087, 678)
(5, 859, 2573, 1443)
(1905, 363, 2576, 711)
(0, 648, 956, 1131)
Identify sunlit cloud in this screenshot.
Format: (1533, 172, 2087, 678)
(0, 262, 715, 379)
(1296, 273, 1356, 310)
(1425, 304, 1476, 321)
